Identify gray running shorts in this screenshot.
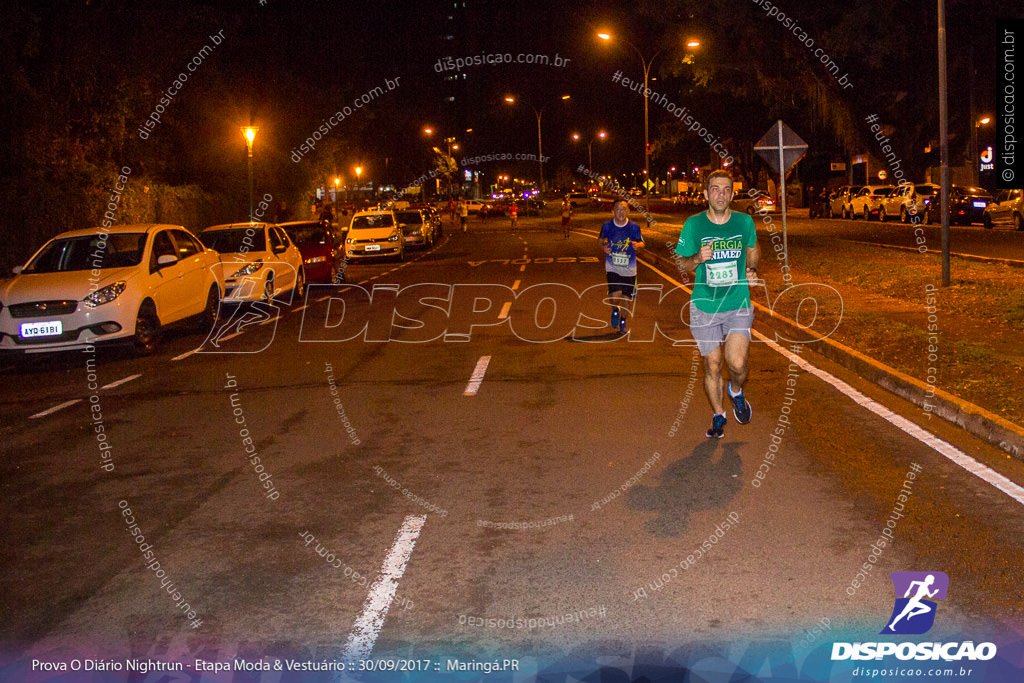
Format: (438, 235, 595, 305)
(689, 302, 754, 356)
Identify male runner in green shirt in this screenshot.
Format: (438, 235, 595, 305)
(675, 170, 760, 438)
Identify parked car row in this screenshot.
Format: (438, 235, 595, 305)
(0, 207, 447, 356)
(818, 183, 1021, 228)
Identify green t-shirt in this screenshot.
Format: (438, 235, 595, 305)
(675, 211, 757, 313)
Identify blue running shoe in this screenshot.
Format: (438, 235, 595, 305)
(706, 414, 726, 438)
(610, 307, 619, 329)
(729, 383, 752, 424)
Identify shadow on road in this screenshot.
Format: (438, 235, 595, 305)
(626, 438, 743, 537)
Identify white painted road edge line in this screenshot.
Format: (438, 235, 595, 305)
(463, 355, 492, 396)
(100, 374, 142, 390)
(29, 399, 81, 419)
(341, 514, 426, 663)
(754, 330, 1024, 507)
(171, 349, 199, 361)
(497, 301, 512, 320)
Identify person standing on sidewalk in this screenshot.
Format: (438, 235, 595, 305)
(509, 201, 518, 231)
(675, 170, 760, 438)
(599, 199, 645, 334)
(561, 197, 573, 238)
(460, 200, 469, 233)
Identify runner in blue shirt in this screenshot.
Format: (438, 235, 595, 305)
(599, 199, 645, 333)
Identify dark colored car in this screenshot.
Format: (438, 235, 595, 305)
(394, 209, 436, 248)
(278, 220, 343, 283)
(926, 186, 993, 226)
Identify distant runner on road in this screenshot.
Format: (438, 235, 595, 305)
(599, 199, 645, 334)
(675, 170, 760, 439)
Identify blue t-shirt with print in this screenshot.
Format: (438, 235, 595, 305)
(600, 219, 643, 276)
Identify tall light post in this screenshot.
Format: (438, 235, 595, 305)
(241, 126, 259, 221)
(572, 130, 607, 171)
(599, 33, 699, 211)
(505, 94, 570, 194)
(971, 116, 991, 186)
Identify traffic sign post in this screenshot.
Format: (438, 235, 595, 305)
(753, 120, 808, 278)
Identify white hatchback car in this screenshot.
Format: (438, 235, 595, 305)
(200, 223, 305, 302)
(0, 224, 222, 354)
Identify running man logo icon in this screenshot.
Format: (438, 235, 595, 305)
(880, 571, 949, 635)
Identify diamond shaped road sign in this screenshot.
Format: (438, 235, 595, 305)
(754, 120, 807, 176)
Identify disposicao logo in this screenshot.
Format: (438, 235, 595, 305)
(831, 571, 997, 662)
(881, 571, 948, 635)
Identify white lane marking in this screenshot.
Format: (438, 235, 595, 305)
(463, 355, 492, 396)
(29, 399, 81, 419)
(631, 250, 1024, 507)
(512, 279, 521, 290)
(101, 374, 141, 390)
(342, 515, 426, 662)
(171, 349, 199, 361)
(754, 331, 1024, 506)
(497, 302, 512, 320)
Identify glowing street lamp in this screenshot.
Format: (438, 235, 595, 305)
(241, 126, 259, 221)
(599, 32, 698, 210)
(572, 131, 607, 171)
(505, 94, 570, 193)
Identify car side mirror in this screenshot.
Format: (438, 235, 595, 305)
(157, 254, 177, 267)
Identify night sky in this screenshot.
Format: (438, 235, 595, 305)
(0, 0, 1016, 257)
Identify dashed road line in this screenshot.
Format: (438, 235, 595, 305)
(497, 302, 512, 320)
(171, 349, 199, 361)
(100, 374, 141, 390)
(464, 356, 492, 396)
(512, 279, 521, 290)
(29, 399, 82, 420)
(342, 514, 426, 662)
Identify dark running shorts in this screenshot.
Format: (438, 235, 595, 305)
(606, 271, 636, 298)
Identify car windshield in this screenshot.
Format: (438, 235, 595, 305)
(394, 211, 423, 224)
(873, 188, 891, 196)
(283, 224, 329, 245)
(201, 228, 266, 253)
(23, 233, 147, 273)
(351, 214, 395, 230)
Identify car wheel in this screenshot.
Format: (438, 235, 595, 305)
(293, 267, 305, 301)
(133, 302, 161, 356)
(863, 206, 870, 221)
(195, 284, 220, 331)
(983, 215, 993, 229)
(262, 275, 275, 303)
(746, 206, 755, 215)
(900, 207, 908, 223)
(879, 207, 887, 223)
(1015, 214, 1024, 231)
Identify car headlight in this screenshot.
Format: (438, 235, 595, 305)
(388, 232, 400, 242)
(305, 256, 326, 264)
(83, 281, 127, 307)
(231, 259, 263, 277)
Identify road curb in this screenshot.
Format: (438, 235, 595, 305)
(639, 249, 1024, 461)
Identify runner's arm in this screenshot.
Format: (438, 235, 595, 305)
(745, 243, 760, 276)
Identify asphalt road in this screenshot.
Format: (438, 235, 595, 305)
(2, 211, 1023, 679)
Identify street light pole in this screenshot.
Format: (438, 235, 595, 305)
(598, 34, 662, 212)
(506, 95, 569, 195)
(242, 126, 258, 222)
